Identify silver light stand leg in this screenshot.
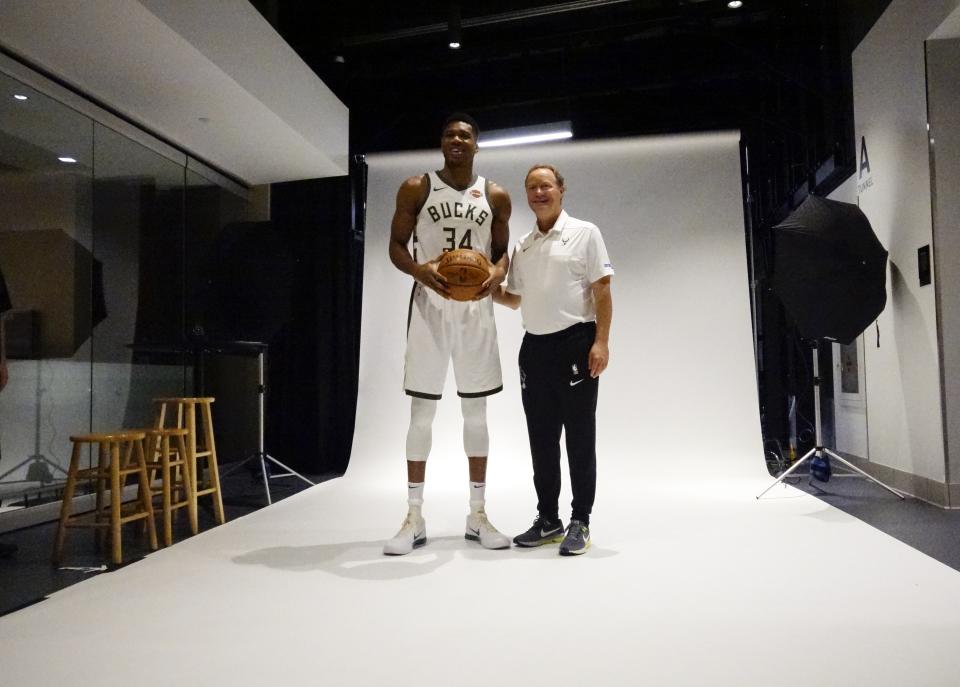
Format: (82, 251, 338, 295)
(757, 342, 904, 500)
(0, 360, 70, 485)
(253, 349, 315, 504)
(219, 348, 316, 504)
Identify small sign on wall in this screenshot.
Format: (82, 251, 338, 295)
(918, 244, 931, 286)
(857, 136, 874, 194)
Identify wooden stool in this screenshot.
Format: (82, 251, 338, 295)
(142, 427, 195, 546)
(154, 398, 226, 527)
(53, 431, 158, 565)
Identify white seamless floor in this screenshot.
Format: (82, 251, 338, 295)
(1, 459, 959, 687)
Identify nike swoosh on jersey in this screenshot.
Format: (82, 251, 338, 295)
(570, 379, 584, 387)
(432, 186, 445, 191)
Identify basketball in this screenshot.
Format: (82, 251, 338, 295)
(437, 248, 491, 301)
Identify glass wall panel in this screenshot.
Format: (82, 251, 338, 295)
(0, 71, 94, 495)
(90, 123, 187, 432)
(0, 64, 256, 521)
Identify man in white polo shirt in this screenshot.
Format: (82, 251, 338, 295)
(494, 163, 613, 555)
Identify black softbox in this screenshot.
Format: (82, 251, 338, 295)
(770, 196, 887, 344)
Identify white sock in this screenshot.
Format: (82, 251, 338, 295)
(408, 482, 424, 519)
(469, 482, 485, 514)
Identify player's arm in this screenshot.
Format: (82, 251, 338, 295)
(492, 286, 520, 309)
(492, 242, 521, 310)
(475, 182, 511, 300)
(389, 175, 449, 297)
(589, 276, 612, 377)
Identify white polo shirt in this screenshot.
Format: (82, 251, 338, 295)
(505, 210, 614, 335)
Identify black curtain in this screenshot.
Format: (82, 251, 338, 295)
(268, 157, 365, 476)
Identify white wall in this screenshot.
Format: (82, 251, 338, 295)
(852, 0, 960, 483)
(926, 35, 960, 496)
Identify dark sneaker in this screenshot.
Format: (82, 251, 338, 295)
(559, 520, 591, 556)
(512, 516, 564, 547)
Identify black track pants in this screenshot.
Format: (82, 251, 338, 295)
(519, 321, 598, 524)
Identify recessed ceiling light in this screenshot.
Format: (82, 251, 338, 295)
(58, 156, 77, 164)
(728, 1, 743, 8)
(13, 94, 28, 101)
(449, 3, 462, 50)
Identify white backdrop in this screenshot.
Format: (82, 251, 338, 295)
(350, 132, 764, 502)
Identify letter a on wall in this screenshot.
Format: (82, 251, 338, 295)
(859, 136, 871, 178)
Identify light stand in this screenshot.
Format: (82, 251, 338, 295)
(0, 360, 69, 486)
(756, 341, 904, 500)
(221, 346, 314, 504)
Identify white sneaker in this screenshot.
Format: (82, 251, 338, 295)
(465, 511, 511, 550)
(383, 514, 427, 556)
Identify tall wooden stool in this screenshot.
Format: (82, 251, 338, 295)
(142, 427, 195, 546)
(154, 398, 226, 528)
(53, 431, 158, 565)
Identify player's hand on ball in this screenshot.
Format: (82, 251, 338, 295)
(474, 263, 505, 300)
(416, 261, 450, 298)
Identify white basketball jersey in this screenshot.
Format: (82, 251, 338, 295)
(414, 172, 493, 263)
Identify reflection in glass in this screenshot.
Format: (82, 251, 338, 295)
(0, 71, 94, 494)
(0, 67, 255, 519)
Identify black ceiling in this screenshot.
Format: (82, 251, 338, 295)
(260, 0, 892, 222)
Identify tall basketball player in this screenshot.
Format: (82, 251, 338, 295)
(384, 113, 512, 555)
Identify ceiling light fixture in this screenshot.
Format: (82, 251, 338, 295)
(727, 1, 743, 8)
(58, 156, 77, 163)
(478, 121, 574, 148)
(13, 94, 28, 101)
(449, 3, 462, 49)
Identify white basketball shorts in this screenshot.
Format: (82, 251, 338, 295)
(404, 284, 503, 399)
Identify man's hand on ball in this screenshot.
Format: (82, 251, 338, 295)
(415, 261, 450, 298)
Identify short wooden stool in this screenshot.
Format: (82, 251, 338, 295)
(142, 427, 195, 546)
(154, 398, 226, 528)
(53, 431, 158, 565)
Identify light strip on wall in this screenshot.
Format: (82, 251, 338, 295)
(478, 121, 573, 148)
